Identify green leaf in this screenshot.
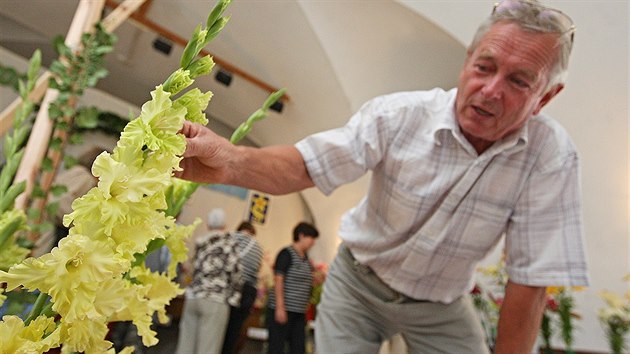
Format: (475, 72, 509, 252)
(48, 79, 60, 90)
(49, 61, 67, 77)
(55, 121, 70, 131)
(27, 206, 41, 219)
(63, 155, 78, 169)
(94, 45, 114, 55)
(3, 135, 15, 158)
(62, 106, 75, 117)
(0, 65, 19, 90)
(46, 202, 60, 218)
(49, 137, 63, 150)
(16, 237, 33, 249)
(75, 107, 99, 129)
(50, 185, 68, 197)
(18, 79, 27, 99)
(0, 215, 23, 249)
(69, 132, 83, 145)
(85, 76, 98, 88)
(27, 49, 42, 82)
(0, 181, 26, 213)
(41, 157, 54, 172)
(48, 103, 63, 119)
(91, 67, 109, 81)
(0, 151, 25, 195)
(52, 35, 65, 55)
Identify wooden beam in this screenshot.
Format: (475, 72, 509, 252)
(13, 0, 106, 211)
(102, 0, 147, 33)
(104, 0, 290, 101)
(0, 0, 148, 137)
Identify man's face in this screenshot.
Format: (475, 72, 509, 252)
(455, 22, 563, 153)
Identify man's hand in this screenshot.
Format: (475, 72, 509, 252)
(176, 121, 314, 195)
(175, 121, 235, 184)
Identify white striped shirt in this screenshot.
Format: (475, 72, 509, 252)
(295, 88, 589, 303)
(232, 231, 263, 286)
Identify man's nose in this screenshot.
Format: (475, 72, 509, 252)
(480, 76, 504, 100)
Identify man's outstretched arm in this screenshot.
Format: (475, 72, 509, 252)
(176, 121, 314, 195)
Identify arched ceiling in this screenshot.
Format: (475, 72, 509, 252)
(0, 0, 465, 147)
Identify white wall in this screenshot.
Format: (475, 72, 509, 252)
(400, 1, 629, 352)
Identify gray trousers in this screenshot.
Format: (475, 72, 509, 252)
(175, 297, 230, 354)
(314, 244, 489, 354)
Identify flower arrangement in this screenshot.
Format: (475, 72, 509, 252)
(598, 274, 630, 354)
(0, 1, 232, 352)
(474, 259, 584, 353)
(542, 286, 584, 354)
(305, 262, 327, 321)
(472, 259, 507, 350)
(310, 262, 328, 306)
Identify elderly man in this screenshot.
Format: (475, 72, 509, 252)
(176, 1, 588, 353)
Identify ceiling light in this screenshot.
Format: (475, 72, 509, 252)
(215, 68, 233, 86)
(152, 37, 172, 55)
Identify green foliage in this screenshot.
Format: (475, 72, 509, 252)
(0, 63, 25, 92)
(0, 50, 40, 272)
(230, 88, 286, 144)
(74, 106, 99, 129)
(557, 290, 576, 353)
(541, 312, 554, 354)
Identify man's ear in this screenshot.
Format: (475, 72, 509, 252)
(534, 84, 564, 115)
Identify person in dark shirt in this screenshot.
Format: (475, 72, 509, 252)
(266, 222, 319, 354)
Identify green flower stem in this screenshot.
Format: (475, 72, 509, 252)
(24, 292, 48, 325)
(230, 88, 286, 144)
(541, 311, 554, 354)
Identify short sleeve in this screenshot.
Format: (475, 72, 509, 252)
(295, 96, 397, 195)
(273, 248, 292, 275)
(505, 143, 589, 287)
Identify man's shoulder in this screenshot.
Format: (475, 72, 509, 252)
(528, 114, 577, 152)
(368, 87, 454, 111)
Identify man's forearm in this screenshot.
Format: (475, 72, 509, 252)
(494, 281, 547, 354)
(231, 145, 314, 195)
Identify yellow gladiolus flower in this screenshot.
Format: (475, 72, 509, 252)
(0, 315, 59, 354)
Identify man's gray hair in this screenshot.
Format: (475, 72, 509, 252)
(468, 0, 573, 91)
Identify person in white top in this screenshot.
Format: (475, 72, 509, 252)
(176, 1, 588, 353)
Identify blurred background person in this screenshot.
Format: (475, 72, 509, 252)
(175, 208, 242, 354)
(266, 222, 319, 354)
(222, 221, 264, 354)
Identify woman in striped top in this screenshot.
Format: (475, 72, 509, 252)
(267, 222, 319, 354)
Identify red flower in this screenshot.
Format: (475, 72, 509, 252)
(546, 297, 559, 312)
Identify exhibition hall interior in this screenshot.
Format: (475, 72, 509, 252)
(0, 1, 627, 353)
